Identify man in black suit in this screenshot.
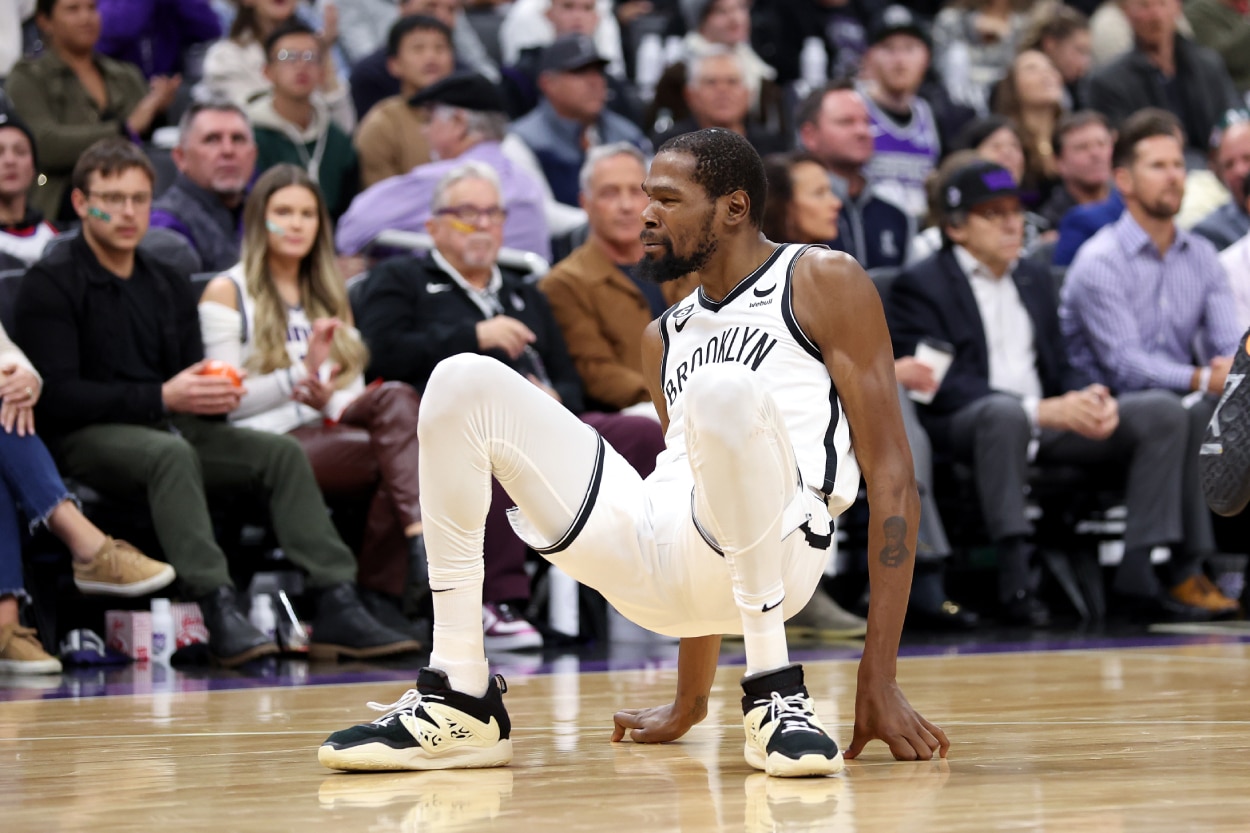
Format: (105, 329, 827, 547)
(887, 160, 1204, 624)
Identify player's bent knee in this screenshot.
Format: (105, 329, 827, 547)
(685, 364, 763, 443)
(421, 355, 512, 426)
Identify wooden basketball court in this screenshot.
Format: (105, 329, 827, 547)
(3, 638, 1249, 832)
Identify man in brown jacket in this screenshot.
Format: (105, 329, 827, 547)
(540, 142, 697, 413)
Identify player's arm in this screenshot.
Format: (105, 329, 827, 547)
(793, 249, 950, 761)
(611, 321, 721, 744)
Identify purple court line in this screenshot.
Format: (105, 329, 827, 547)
(1, 630, 1247, 703)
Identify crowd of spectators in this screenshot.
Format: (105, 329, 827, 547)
(2, 0, 1249, 673)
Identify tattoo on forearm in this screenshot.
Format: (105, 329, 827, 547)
(879, 516, 911, 567)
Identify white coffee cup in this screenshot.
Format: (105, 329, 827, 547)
(907, 338, 955, 404)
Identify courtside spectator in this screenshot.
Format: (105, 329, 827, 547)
(202, 0, 354, 134)
(991, 50, 1066, 208)
(5, 0, 179, 221)
(890, 158, 1215, 625)
(651, 49, 788, 156)
(1086, 0, 1239, 163)
(248, 21, 358, 219)
(1060, 109, 1242, 618)
(1018, 1, 1092, 110)
(1192, 119, 1250, 250)
(858, 6, 943, 219)
(353, 15, 454, 189)
(797, 80, 914, 271)
(149, 98, 257, 273)
(1037, 110, 1113, 230)
(1216, 171, 1250, 327)
(336, 72, 551, 261)
(510, 34, 650, 208)
(14, 138, 420, 666)
(1186, 0, 1250, 95)
(0, 111, 58, 267)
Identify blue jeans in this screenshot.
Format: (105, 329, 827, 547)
(0, 429, 75, 603)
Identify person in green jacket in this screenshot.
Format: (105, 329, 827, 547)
(247, 19, 358, 220)
(4, 0, 179, 221)
(1186, 0, 1250, 94)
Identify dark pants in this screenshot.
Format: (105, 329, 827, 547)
(950, 390, 1193, 594)
(57, 415, 358, 597)
(0, 430, 75, 603)
(292, 382, 422, 599)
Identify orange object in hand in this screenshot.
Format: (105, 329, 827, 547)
(199, 360, 243, 388)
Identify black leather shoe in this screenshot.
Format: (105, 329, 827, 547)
(907, 599, 981, 631)
(359, 587, 426, 643)
(195, 585, 280, 668)
(999, 590, 1051, 628)
(310, 582, 424, 661)
(405, 534, 431, 615)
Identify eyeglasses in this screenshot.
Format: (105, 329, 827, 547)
(435, 204, 508, 226)
(86, 191, 152, 210)
(274, 49, 321, 65)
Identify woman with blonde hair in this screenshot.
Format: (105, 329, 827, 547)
(198, 164, 426, 634)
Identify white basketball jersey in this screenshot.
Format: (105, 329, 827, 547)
(653, 244, 860, 514)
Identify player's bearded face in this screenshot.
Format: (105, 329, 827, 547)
(638, 207, 718, 284)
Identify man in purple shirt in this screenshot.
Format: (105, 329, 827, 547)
(335, 72, 551, 261)
(1061, 108, 1242, 618)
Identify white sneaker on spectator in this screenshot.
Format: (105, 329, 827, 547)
(482, 603, 542, 651)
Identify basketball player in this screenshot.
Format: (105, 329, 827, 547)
(1202, 328, 1250, 516)
(319, 129, 948, 777)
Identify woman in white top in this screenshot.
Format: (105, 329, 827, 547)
(0, 322, 175, 673)
(199, 164, 424, 624)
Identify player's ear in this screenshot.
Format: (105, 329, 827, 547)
(723, 189, 751, 227)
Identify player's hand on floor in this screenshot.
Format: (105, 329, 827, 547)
(611, 701, 703, 744)
(845, 678, 949, 761)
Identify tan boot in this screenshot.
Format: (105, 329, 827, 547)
(785, 589, 868, 639)
(0, 623, 62, 674)
(74, 537, 176, 597)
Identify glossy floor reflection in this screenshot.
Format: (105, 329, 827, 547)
(3, 640, 1250, 832)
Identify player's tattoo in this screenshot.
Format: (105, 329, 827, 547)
(879, 516, 910, 567)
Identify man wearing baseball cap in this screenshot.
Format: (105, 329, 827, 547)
(858, 6, 941, 219)
(0, 110, 57, 267)
(510, 34, 650, 207)
(888, 159, 1207, 626)
(335, 71, 551, 260)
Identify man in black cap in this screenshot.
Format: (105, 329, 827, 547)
(887, 159, 1206, 626)
(858, 5, 942, 219)
(510, 34, 650, 207)
(0, 109, 57, 268)
(334, 71, 552, 260)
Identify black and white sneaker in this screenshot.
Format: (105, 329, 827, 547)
(741, 664, 843, 778)
(319, 668, 512, 772)
(1202, 327, 1250, 517)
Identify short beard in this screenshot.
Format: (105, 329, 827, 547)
(1140, 195, 1180, 221)
(638, 215, 718, 284)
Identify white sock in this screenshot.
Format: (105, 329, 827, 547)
(429, 582, 489, 697)
(741, 606, 790, 676)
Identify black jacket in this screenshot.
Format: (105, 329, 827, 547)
(885, 247, 1087, 448)
(355, 252, 585, 412)
(1086, 35, 1240, 155)
(14, 233, 202, 440)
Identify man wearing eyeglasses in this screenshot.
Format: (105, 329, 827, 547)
(354, 157, 666, 650)
(888, 158, 1224, 626)
(248, 19, 359, 218)
(14, 138, 422, 666)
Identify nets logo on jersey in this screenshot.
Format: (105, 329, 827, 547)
(664, 325, 779, 406)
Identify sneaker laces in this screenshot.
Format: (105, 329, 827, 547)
(762, 691, 822, 736)
(366, 688, 442, 725)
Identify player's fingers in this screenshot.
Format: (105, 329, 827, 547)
(921, 717, 950, 758)
(843, 727, 868, 759)
(611, 710, 641, 742)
